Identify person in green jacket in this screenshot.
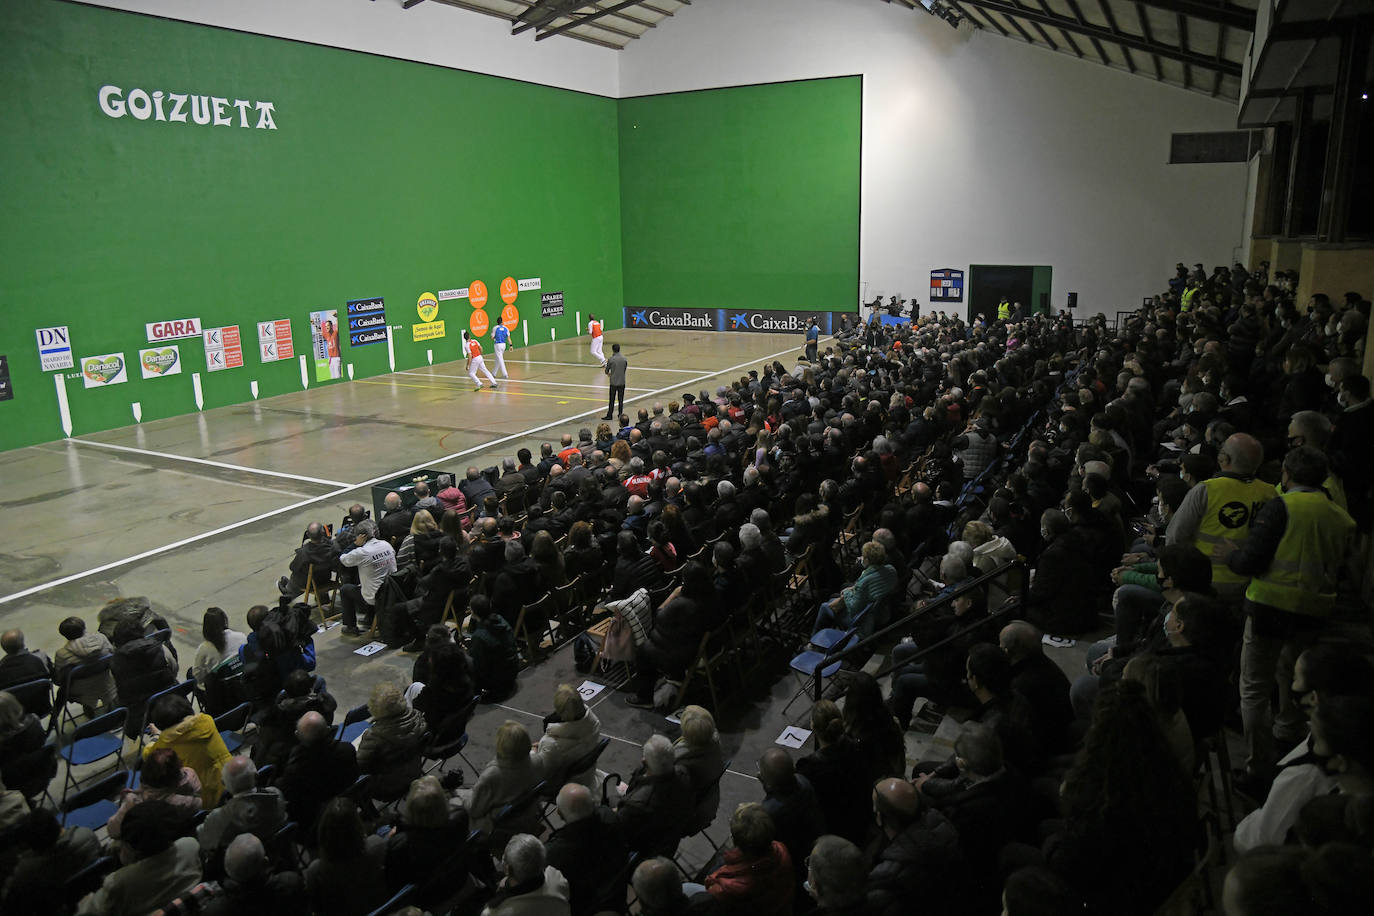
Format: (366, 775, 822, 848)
(813, 541, 898, 637)
(467, 595, 519, 702)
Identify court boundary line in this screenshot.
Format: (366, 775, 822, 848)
(66, 437, 350, 487)
(512, 359, 700, 374)
(0, 339, 819, 606)
(397, 370, 655, 392)
(35, 444, 313, 501)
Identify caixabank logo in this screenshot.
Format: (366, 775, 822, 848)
(727, 310, 837, 334)
(623, 308, 842, 333)
(624, 307, 718, 330)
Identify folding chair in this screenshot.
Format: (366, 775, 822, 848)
(675, 628, 733, 714)
(304, 565, 340, 623)
(421, 694, 480, 776)
(538, 736, 612, 827)
(213, 701, 253, 755)
(336, 703, 372, 743)
(56, 706, 127, 802)
(52, 653, 115, 736)
(554, 575, 585, 631)
(60, 769, 129, 829)
(489, 780, 548, 850)
(7, 676, 55, 727)
(781, 625, 861, 718)
(515, 593, 558, 663)
(63, 855, 118, 909)
(810, 604, 874, 652)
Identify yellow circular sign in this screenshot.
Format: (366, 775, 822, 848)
(417, 292, 439, 322)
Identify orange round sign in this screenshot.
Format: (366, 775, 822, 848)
(468, 280, 488, 309)
(469, 308, 490, 337)
(500, 304, 519, 330)
(500, 276, 519, 306)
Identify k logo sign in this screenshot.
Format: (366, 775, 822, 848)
(730, 313, 749, 329)
(631, 310, 648, 326)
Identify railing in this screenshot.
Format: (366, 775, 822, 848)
(807, 558, 1028, 702)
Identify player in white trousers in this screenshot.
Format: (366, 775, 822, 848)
(491, 321, 510, 377)
(463, 330, 498, 391)
(588, 314, 605, 366)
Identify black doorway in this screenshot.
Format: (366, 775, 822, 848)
(968, 265, 1033, 324)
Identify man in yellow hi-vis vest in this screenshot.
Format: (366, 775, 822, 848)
(1221, 446, 1355, 781)
(996, 298, 1011, 321)
(1166, 433, 1271, 602)
(1180, 281, 1201, 312)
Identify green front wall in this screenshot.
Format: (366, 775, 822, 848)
(0, 0, 624, 448)
(618, 77, 862, 314)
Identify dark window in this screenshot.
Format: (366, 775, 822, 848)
(1169, 130, 1263, 164)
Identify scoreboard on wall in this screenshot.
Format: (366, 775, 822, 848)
(930, 268, 964, 303)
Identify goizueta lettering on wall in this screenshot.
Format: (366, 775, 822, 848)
(98, 85, 277, 129)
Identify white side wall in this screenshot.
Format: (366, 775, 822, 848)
(79, 0, 620, 97)
(620, 0, 1249, 316)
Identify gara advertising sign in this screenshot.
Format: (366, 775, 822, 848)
(346, 297, 388, 347)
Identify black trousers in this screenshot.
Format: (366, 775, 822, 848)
(607, 384, 625, 418)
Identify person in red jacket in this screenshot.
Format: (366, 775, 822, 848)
(703, 802, 794, 916)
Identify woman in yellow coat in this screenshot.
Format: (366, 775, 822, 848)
(143, 692, 231, 807)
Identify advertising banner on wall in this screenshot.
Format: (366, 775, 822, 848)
(145, 317, 203, 342)
(414, 292, 445, 342)
(623, 306, 716, 330)
(257, 319, 294, 362)
(622, 308, 841, 334)
(310, 310, 341, 381)
(346, 297, 388, 347)
(80, 352, 129, 388)
(203, 326, 243, 372)
(0, 355, 12, 402)
(540, 291, 565, 318)
(35, 326, 74, 372)
(138, 345, 182, 379)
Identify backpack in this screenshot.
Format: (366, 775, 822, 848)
(258, 603, 317, 657)
(573, 631, 597, 673)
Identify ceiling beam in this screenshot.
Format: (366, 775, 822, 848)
(947, 1, 1007, 35)
(1133, 2, 1164, 80)
(402, 0, 428, 9)
(956, 0, 1242, 75)
(1134, 0, 1254, 31)
(1093, 0, 1133, 73)
(536, 0, 644, 39)
(514, 1, 590, 36)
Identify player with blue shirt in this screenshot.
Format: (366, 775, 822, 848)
(491, 320, 511, 378)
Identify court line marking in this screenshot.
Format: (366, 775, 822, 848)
(66, 437, 349, 487)
(355, 378, 602, 404)
(35, 445, 312, 500)
(512, 359, 701, 374)
(398, 371, 655, 392)
(0, 340, 813, 606)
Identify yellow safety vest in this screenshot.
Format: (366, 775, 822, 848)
(1180, 287, 1199, 311)
(1276, 473, 1347, 512)
(997, 302, 1011, 320)
(1245, 489, 1355, 616)
(1192, 475, 1275, 587)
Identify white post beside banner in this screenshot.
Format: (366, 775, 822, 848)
(54, 374, 73, 437)
(522, 321, 529, 346)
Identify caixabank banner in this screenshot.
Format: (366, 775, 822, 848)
(622, 308, 841, 334)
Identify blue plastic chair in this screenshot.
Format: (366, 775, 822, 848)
(61, 769, 129, 829)
(337, 703, 372, 743)
(213, 701, 253, 754)
(57, 706, 127, 800)
(810, 603, 874, 652)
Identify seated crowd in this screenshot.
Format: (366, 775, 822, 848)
(1, 264, 1372, 916)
